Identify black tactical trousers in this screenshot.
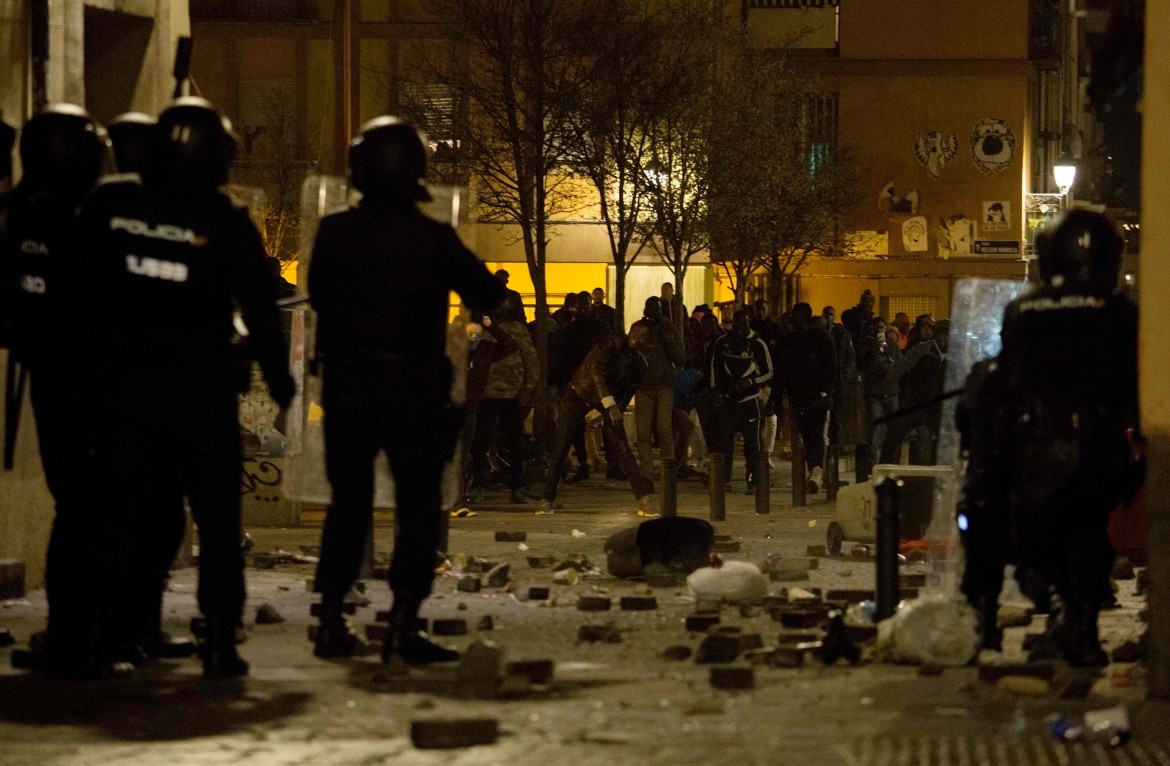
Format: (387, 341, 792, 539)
(93, 371, 243, 625)
(27, 361, 93, 644)
(792, 395, 830, 470)
(315, 366, 447, 605)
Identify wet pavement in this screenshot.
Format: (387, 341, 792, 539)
(0, 465, 1163, 765)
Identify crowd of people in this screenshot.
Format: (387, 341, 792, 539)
(454, 280, 957, 512)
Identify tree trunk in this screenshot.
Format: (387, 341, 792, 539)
(614, 266, 626, 332)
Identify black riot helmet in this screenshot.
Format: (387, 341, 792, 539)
(147, 97, 237, 192)
(1039, 209, 1125, 294)
(348, 116, 432, 202)
(106, 112, 156, 176)
(19, 103, 107, 202)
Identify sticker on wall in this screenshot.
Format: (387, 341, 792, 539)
(982, 200, 1012, 233)
(914, 131, 958, 180)
(971, 118, 1016, 175)
(902, 216, 929, 252)
(879, 182, 919, 215)
(937, 214, 975, 259)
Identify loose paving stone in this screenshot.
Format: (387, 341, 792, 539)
(494, 531, 527, 543)
(506, 659, 555, 684)
(457, 640, 505, 697)
(711, 541, 741, 553)
(694, 599, 721, 614)
(713, 534, 733, 542)
(485, 564, 511, 588)
(476, 615, 495, 631)
(527, 587, 550, 601)
(620, 596, 657, 611)
(978, 661, 1056, 683)
(736, 633, 764, 653)
(662, 645, 693, 661)
(770, 570, 810, 583)
(0, 560, 26, 600)
(411, 718, 499, 749)
(457, 575, 482, 593)
(996, 605, 1033, 628)
(826, 589, 872, 603)
(685, 615, 720, 632)
(526, 555, 557, 569)
(577, 596, 612, 612)
(710, 666, 754, 689)
(255, 603, 285, 625)
(432, 619, 469, 636)
(310, 601, 356, 617)
(578, 623, 622, 644)
(695, 633, 742, 663)
(646, 572, 682, 588)
(773, 609, 826, 629)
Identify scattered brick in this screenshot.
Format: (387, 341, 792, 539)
(578, 623, 622, 643)
(457, 575, 483, 593)
(694, 599, 721, 614)
(695, 633, 742, 663)
(494, 531, 527, 543)
(526, 555, 557, 569)
(410, 718, 499, 749)
(255, 604, 285, 625)
(711, 541, 741, 553)
(710, 666, 754, 689)
(577, 596, 612, 612)
(432, 619, 468, 636)
(685, 615, 720, 632)
(506, 659, 555, 684)
(662, 645, 693, 661)
(646, 572, 682, 588)
(713, 534, 732, 542)
(620, 596, 657, 611)
(736, 633, 764, 653)
(476, 615, 495, 631)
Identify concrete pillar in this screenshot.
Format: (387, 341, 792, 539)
(1142, 2, 1170, 700)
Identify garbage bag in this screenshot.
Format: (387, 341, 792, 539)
(874, 595, 979, 666)
(686, 561, 768, 605)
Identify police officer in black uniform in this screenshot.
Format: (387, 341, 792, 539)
(1, 105, 106, 676)
(78, 98, 294, 678)
(991, 210, 1137, 666)
(308, 117, 503, 665)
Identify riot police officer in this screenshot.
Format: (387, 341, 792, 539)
(308, 117, 503, 664)
(1, 105, 106, 676)
(995, 210, 1137, 666)
(78, 98, 294, 678)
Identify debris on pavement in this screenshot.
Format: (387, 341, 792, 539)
(578, 623, 622, 644)
(410, 718, 499, 749)
(495, 531, 527, 543)
(687, 561, 768, 605)
(255, 603, 285, 625)
(709, 666, 754, 689)
(485, 563, 511, 588)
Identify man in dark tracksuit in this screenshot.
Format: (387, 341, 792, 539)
(785, 302, 837, 494)
(1, 106, 106, 676)
(540, 327, 654, 513)
(309, 117, 503, 665)
(994, 210, 1137, 667)
(709, 310, 774, 491)
(78, 99, 294, 678)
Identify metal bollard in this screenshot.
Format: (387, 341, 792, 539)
(754, 450, 770, 515)
(790, 418, 806, 507)
(661, 457, 678, 518)
(874, 476, 903, 622)
(709, 452, 726, 521)
(826, 444, 840, 502)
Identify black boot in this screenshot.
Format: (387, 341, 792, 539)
(200, 617, 249, 679)
(1058, 600, 1109, 668)
(1027, 590, 1066, 662)
(313, 598, 361, 659)
(381, 595, 459, 666)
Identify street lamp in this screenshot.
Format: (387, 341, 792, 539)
(1053, 156, 1077, 195)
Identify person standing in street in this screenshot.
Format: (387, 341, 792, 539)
(1, 105, 107, 677)
(78, 98, 295, 678)
(709, 310, 774, 492)
(308, 117, 502, 666)
(591, 286, 617, 331)
(630, 297, 685, 505)
(784, 303, 837, 494)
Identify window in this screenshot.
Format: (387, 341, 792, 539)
(399, 82, 459, 146)
(801, 92, 837, 174)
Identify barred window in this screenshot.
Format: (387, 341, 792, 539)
(801, 92, 838, 174)
(399, 82, 457, 144)
(879, 296, 938, 323)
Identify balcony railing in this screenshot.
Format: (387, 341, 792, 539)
(189, 0, 320, 22)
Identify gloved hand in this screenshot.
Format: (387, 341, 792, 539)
(585, 409, 605, 429)
(267, 372, 296, 411)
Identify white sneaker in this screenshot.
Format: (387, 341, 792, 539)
(637, 494, 660, 517)
(807, 467, 823, 494)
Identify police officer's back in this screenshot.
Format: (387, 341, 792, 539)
(308, 117, 503, 665)
(998, 209, 1137, 666)
(79, 98, 294, 679)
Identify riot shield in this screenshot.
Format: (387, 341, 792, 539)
(284, 177, 476, 510)
(923, 277, 1030, 595)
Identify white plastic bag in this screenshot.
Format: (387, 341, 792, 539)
(875, 595, 979, 666)
(686, 561, 768, 605)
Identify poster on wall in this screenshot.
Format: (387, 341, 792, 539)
(879, 181, 918, 214)
(902, 216, 929, 252)
(971, 118, 1016, 175)
(914, 131, 958, 180)
(937, 214, 975, 259)
(981, 200, 1012, 233)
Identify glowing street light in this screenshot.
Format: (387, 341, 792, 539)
(1053, 156, 1077, 195)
